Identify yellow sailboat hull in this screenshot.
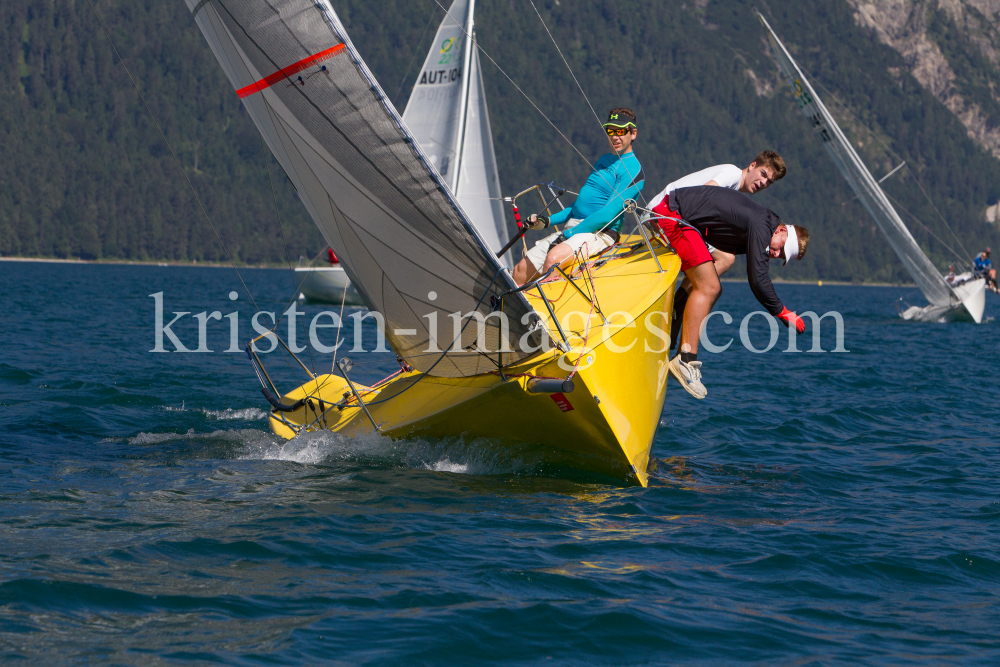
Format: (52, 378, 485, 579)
(268, 239, 681, 486)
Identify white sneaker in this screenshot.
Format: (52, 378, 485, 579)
(669, 356, 707, 399)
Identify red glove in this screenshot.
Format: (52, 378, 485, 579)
(778, 307, 805, 333)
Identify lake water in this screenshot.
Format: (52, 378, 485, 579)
(1, 260, 999, 665)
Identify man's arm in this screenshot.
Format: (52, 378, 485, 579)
(564, 173, 645, 238)
(549, 206, 574, 226)
(746, 224, 784, 316)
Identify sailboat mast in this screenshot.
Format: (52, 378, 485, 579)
(450, 0, 476, 194)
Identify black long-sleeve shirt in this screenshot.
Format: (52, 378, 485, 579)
(672, 185, 785, 315)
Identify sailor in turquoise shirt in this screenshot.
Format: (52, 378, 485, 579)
(512, 108, 645, 285)
(553, 151, 644, 236)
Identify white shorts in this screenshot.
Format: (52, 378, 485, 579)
(523, 220, 614, 272)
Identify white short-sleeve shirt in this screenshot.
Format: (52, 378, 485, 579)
(647, 164, 743, 210)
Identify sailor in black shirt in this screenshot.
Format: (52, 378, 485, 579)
(650, 185, 810, 399)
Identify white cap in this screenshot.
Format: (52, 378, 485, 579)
(782, 224, 799, 266)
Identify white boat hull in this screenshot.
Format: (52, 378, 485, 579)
(295, 267, 364, 306)
(900, 277, 986, 323)
(952, 276, 986, 323)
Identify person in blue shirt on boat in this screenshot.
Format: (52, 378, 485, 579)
(973, 248, 992, 273)
(511, 108, 645, 285)
(974, 248, 997, 292)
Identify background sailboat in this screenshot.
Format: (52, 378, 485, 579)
(294, 248, 364, 305)
(758, 12, 986, 324)
(402, 0, 511, 267)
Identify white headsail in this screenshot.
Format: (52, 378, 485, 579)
(758, 12, 954, 308)
(184, 0, 540, 376)
(402, 0, 511, 266)
(457, 39, 511, 266)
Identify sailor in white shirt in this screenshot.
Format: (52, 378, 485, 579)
(649, 152, 786, 222)
(650, 150, 787, 351)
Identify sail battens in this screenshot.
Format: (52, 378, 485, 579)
(759, 12, 953, 307)
(236, 44, 346, 98)
(186, 0, 539, 376)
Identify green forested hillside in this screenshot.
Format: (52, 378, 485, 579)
(2, 0, 999, 281)
(0, 0, 323, 262)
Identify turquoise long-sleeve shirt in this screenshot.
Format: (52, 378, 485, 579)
(555, 151, 644, 237)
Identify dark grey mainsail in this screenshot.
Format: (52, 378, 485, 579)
(185, 0, 539, 376)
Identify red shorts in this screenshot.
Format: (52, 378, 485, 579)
(652, 197, 713, 272)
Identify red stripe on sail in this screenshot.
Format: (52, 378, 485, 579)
(236, 44, 346, 99)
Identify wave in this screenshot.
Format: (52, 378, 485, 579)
(239, 429, 549, 478)
(128, 428, 276, 448)
(157, 404, 267, 421)
(200, 407, 268, 421)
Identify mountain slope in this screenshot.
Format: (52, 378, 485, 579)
(847, 0, 1000, 159)
(0, 0, 997, 284)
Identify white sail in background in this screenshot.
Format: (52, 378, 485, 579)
(456, 41, 511, 266)
(184, 0, 540, 377)
(403, 0, 510, 266)
(402, 0, 471, 194)
(757, 12, 953, 308)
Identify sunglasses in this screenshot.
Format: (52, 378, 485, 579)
(605, 126, 634, 137)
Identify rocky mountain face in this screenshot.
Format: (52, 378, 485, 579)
(848, 0, 1000, 163)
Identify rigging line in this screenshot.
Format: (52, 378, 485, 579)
(430, 1, 649, 240)
(331, 280, 350, 373)
(430, 0, 613, 192)
(257, 132, 320, 376)
(823, 89, 973, 265)
(525, 0, 601, 127)
(392, 9, 439, 108)
(901, 165, 975, 263)
(524, 0, 648, 207)
(882, 190, 967, 265)
(85, 0, 263, 313)
(808, 75, 975, 263)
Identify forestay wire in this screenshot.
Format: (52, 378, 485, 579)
(883, 191, 968, 264)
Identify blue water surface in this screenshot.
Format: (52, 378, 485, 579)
(1, 261, 999, 665)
